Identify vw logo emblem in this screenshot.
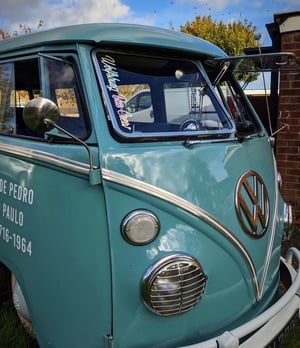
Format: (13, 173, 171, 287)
(235, 171, 270, 238)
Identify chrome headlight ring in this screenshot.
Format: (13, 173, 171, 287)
(141, 254, 207, 317)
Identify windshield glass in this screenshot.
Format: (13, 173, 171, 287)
(95, 51, 234, 140)
(206, 65, 263, 137)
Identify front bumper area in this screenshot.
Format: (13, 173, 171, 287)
(182, 247, 300, 348)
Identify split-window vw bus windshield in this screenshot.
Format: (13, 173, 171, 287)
(95, 51, 261, 141)
(96, 51, 296, 143)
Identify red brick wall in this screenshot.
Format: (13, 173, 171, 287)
(276, 30, 300, 215)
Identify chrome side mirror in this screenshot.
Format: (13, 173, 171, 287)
(23, 97, 60, 133)
(22, 97, 101, 185)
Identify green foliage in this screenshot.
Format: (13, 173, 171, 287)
(0, 302, 38, 348)
(282, 322, 300, 348)
(180, 15, 258, 56)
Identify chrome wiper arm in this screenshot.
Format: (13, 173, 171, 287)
(236, 132, 265, 142)
(183, 136, 238, 147)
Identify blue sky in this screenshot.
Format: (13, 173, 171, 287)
(0, 0, 299, 45)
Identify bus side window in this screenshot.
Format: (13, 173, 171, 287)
(0, 57, 88, 140)
(0, 63, 16, 134)
(43, 58, 88, 139)
(0, 59, 43, 138)
(15, 60, 43, 137)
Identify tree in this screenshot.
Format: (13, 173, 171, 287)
(180, 15, 258, 56)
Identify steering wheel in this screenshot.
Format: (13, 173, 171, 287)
(179, 119, 201, 131)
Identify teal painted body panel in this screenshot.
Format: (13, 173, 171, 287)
(0, 145, 111, 347)
(0, 23, 294, 348)
(102, 137, 282, 347)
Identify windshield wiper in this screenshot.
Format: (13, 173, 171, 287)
(236, 131, 265, 142)
(183, 135, 236, 147)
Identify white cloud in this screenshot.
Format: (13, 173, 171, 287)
(1, 0, 132, 32)
(45, 0, 130, 26)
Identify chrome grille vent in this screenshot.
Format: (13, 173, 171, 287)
(142, 254, 207, 317)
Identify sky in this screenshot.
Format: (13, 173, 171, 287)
(0, 0, 299, 46)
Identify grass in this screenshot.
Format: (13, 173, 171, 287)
(281, 222, 300, 348)
(283, 323, 300, 348)
(0, 226, 299, 348)
(0, 302, 37, 348)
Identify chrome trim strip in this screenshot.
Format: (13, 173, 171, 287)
(102, 168, 260, 299)
(0, 143, 91, 175)
(258, 154, 279, 299)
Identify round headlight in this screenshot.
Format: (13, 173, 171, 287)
(121, 210, 160, 245)
(141, 254, 207, 317)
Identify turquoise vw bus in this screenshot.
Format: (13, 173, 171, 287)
(0, 24, 299, 348)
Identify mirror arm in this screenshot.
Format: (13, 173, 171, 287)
(44, 118, 94, 171)
(23, 98, 101, 185)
